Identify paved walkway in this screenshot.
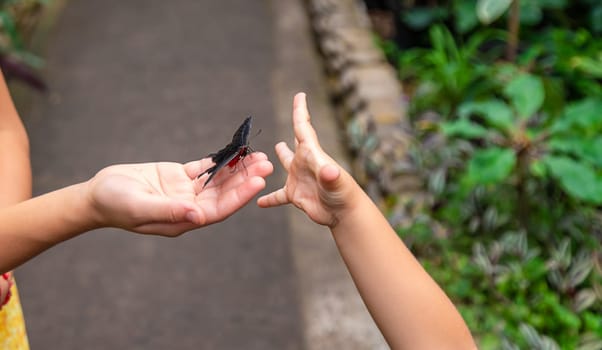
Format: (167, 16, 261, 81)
(15, 0, 386, 349)
(18, 1, 302, 349)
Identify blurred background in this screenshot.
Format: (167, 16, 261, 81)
(360, 1, 602, 349)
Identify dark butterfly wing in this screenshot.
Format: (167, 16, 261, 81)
(196, 143, 242, 187)
(196, 116, 253, 188)
(230, 116, 252, 145)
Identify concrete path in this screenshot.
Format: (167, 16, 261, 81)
(18, 1, 302, 349)
(15, 0, 386, 349)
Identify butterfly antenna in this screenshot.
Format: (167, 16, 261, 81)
(251, 128, 262, 140)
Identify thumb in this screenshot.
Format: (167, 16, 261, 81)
(318, 164, 343, 193)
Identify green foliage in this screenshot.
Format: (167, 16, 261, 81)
(413, 69, 602, 349)
(476, 0, 513, 25)
(376, 1, 602, 348)
(524, 28, 602, 99)
(389, 24, 504, 116)
(397, 0, 601, 38)
(544, 156, 602, 205)
(465, 147, 516, 186)
(0, 0, 40, 50)
(399, 222, 602, 349)
(503, 73, 544, 119)
(475, 0, 574, 27)
(0, 0, 47, 75)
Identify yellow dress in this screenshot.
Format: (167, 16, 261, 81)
(0, 277, 30, 350)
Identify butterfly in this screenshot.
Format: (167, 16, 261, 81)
(196, 116, 254, 188)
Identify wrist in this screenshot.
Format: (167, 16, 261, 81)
(328, 177, 369, 231)
(78, 180, 105, 230)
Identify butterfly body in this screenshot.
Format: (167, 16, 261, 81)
(226, 147, 249, 168)
(197, 116, 253, 188)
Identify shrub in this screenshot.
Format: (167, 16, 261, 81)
(372, 1, 602, 348)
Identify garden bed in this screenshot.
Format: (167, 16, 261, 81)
(308, 0, 602, 348)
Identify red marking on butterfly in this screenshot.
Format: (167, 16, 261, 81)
(197, 116, 254, 188)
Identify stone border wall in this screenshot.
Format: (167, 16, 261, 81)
(306, 0, 426, 226)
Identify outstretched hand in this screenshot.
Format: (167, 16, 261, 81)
(87, 152, 273, 236)
(257, 93, 357, 228)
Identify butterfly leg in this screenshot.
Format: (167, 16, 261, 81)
(240, 156, 249, 176)
(229, 154, 248, 175)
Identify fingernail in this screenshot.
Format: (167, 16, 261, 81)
(185, 211, 199, 224)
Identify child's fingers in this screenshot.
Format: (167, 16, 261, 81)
(212, 160, 273, 194)
(183, 153, 269, 180)
(183, 157, 217, 179)
(193, 156, 273, 194)
(292, 93, 319, 147)
(275, 142, 294, 171)
(257, 188, 289, 208)
(212, 176, 267, 217)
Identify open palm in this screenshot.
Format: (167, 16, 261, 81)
(88, 152, 273, 236)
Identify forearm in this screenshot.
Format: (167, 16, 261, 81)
(0, 182, 99, 273)
(331, 188, 476, 349)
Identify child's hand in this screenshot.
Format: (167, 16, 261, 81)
(258, 93, 357, 228)
(87, 152, 273, 236)
(0, 272, 13, 310)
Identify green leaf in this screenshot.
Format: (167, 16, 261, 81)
(479, 334, 502, 349)
(541, 77, 565, 117)
(543, 155, 602, 204)
(466, 147, 516, 185)
(454, 0, 479, 34)
(583, 312, 602, 334)
(476, 0, 513, 24)
(551, 98, 602, 134)
(457, 99, 514, 132)
(553, 303, 582, 330)
(402, 7, 449, 30)
(523, 258, 548, 280)
(548, 136, 602, 167)
(537, 0, 567, 9)
(0, 10, 23, 49)
(571, 56, 602, 78)
(503, 73, 545, 118)
(530, 160, 546, 177)
(565, 98, 602, 130)
(519, 0, 543, 26)
(518, 45, 543, 66)
(591, 4, 602, 34)
(441, 118, 489, 138)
